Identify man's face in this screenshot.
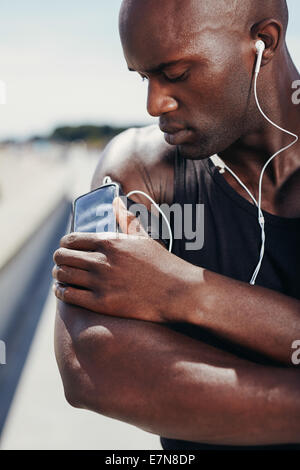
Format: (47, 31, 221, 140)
(120, 0, 255, 159)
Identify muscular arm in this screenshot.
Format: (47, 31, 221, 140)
(89, 126, 300, 365)
(180, 269, 300, 366)
(54, 126, 300, 445)
(55, 299, 300, 445)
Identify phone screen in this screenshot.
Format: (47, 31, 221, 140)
(72, 183, 119, 233)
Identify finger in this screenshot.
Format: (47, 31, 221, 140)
(52, 264, 92, 289)
(53, 282, 95, 310)
(60, 231, 128, 251)
(60, 232, 103, 251)
(53, 247, 95, 270)
(113, 196, 149, 237)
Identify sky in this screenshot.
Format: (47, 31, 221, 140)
(0, 0, 299, 140)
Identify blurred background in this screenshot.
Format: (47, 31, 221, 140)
(0, 0, 299, 450)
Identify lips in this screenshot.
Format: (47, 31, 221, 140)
(161, 128, 193, 145)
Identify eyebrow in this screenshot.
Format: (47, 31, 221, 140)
(128, 59, 184, 74)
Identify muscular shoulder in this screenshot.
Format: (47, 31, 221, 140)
(91, 125, 176, 206)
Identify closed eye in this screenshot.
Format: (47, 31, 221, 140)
(164, 71, 188, 83)
(139, 71, 188, 83)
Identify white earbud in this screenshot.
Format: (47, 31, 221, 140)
(255, 40, 265, 75)
(212, 37, 298, 285)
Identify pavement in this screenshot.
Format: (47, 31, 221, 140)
(0, 143, 161, 450)
(0, 289, 161, 450)
(0, 145, 67, 269)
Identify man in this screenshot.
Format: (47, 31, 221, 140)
(53, 0, 300, 449)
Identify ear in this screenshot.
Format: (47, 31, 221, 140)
(251, 18, 283, 66)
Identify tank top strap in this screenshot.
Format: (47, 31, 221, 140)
(173, 146, 186, 205)
(174, 147, 211, 206)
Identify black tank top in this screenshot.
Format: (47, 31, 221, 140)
(160, 149, 300, 450)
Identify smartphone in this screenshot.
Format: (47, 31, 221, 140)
(71, 182, 123, 233)
(71, 181, 170, 248)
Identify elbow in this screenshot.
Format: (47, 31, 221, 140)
(65, 392, 80, 409)
(61, 363, 90, 410)
(57, 348, 109, 413)
(54, 309, 114, 414)
(55, 338, 90, 410)
(54, 313, 87, 409)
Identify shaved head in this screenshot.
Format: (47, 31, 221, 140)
(120, 0, 288, 42)
(119, 0, 290, 159)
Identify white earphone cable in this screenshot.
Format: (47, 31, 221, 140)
(254, 71, 299, 213)
(217, 49, 298, 285)
(108, 44, 299, 281)
(250, 71, 298, 284)
(126, 190, 173, 252)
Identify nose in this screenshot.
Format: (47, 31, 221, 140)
(146, 80, 178, 117)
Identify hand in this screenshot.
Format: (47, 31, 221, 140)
(52, 197, 196, 323)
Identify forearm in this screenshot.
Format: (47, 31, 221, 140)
(53, 223, 299, 365)
(55, 300, 300, 446)
(178, 267, 300, 365)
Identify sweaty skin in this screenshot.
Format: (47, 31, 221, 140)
(53, 0, 300, 446)
(120, 0, 299, 215)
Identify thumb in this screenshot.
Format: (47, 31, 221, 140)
(113, 196, 149, 237)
